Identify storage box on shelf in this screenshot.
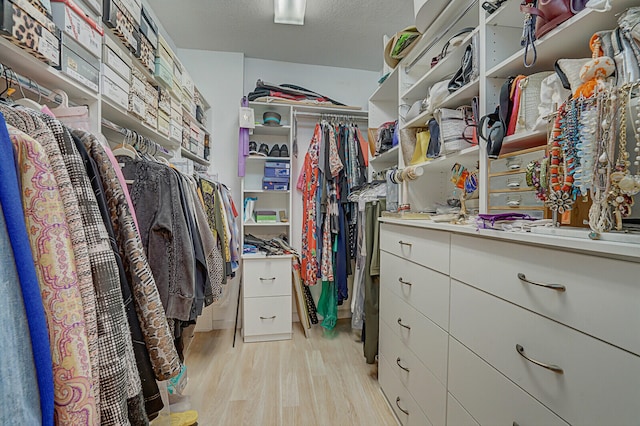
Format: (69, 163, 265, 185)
(103, 0, 139, 56)
(51, 0, 103, 58)
(0, 0, 61, 67)
(58, 34, 100, 92)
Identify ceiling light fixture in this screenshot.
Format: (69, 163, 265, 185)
(274, 0, 306, 25)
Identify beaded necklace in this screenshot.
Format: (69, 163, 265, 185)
(608, 83, 640, 229)
(588, 87, 616, 235)
(546, 102, 577, 214)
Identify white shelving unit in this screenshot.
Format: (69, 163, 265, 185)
(369, 0, 638, 214)
(0, 11, 212, 168)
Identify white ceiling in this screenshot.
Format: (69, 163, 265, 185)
(150, 0, 415, 71)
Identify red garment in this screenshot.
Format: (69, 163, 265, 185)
(298, 124, 322, 286)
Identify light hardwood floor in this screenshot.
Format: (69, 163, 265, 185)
(183, 319, 398, 426)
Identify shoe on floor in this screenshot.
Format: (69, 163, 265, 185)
(258, 143, 269, 156)
(279, 144, 289, 158)
(170, 410, 198, 426)
(268, 144, 280, 157)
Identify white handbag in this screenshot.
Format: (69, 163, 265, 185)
(515, 71, 553, 134)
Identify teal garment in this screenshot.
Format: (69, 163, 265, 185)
(0, 203, 41, 425)
(317, 280, 337, 330)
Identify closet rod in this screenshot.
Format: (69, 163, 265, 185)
(404, 0, 478, 72)
(0, 64, 64, 105)
(101, 118, 172, 157)
(293, 111, 368, 121)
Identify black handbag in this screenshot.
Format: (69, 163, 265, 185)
(432, 27, 475, 68)
(448, 44, 474, 93)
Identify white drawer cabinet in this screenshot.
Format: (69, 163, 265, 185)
(378, 220, 640, 426)
(243, 256, 291, 298)
(380, 251, 450, 330)
(448, 337, 568, 426)
(450, 279, 640, 426)
(380, 320, 447, 426)
(379, 285, 449, 384)
(379, 354, 434, 426)
(451, 234, 640, 356)
(379, 224, 450, 275)
(446, 393, 478, 426)
(242, 256, 292, 343)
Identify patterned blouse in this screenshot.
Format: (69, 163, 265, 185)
(9, 125, 99, 425)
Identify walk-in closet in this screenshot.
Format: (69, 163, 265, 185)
(1, 0, 639, 425)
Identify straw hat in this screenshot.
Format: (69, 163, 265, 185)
(384, 26, 421, 68)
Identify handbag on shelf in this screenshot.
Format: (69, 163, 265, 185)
(434, 106, 475, 154)
(426, 118, 441, 158)
(514, 71, 553, 134)
(448, 32, 479, 93)
(405, 98, 427, 122)
(521, 0, 574, 40)
(426, 79, 451, 114)
(431, 27, 475, 68)
(402, 127, 430, 165)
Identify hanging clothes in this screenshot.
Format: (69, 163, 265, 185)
(8, 123, 99, 425)
(73, 134, 165, 419)
(0, 192, 42, 425)
(0, 113, 54, 426)
(75, 130, 182, 382)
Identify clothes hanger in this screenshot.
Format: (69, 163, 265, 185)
(112, 130, 138, 159)
(13, 76, 44, 111)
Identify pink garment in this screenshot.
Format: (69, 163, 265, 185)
(507, 80, 523, 136)
(104, 145, 141, 234)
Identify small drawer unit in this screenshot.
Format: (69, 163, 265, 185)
(489, 146, 547, 215)
(242, 255, 292, 343)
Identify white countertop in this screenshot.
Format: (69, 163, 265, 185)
(379, 218, 640, 262)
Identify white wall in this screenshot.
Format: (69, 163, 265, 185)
(244, 58, 379, 110)
(178, 49, 245, 331)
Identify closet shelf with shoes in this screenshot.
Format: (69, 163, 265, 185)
(370, 145, 400, 170)
(180, 147, 210, 166)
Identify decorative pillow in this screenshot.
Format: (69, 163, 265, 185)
(555, 58, 590, 93)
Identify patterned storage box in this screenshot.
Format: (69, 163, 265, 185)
(0, 0, 61, 66)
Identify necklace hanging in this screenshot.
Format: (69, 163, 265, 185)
(546, 102, 577, 214)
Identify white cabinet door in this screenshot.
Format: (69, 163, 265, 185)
(450, 280, 640, 426)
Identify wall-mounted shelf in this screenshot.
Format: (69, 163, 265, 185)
(243, 222, 290, 227)
(251, 124, 291, 136)
(246, 156, 291, 161)
(412, 145, 479, 173)
(101, 100, 180, 150)
(370, 67, 399, 103)
(180, 147, 210, 166)
(0, 37, 98, 103)
(370, 146, 399, 170)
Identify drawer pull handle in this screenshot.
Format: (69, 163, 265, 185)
(395, 397, 409, 415)
(396, 357, 410, 372)
(397, 318, 411, 330)
(398, 240, 412, 247)
(516, 344, 564, 374)
(259, 277, 276, 282)
(260, 315, 276, 320)
(517, 273, 566, 292)
(398, 277, 413, 286)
